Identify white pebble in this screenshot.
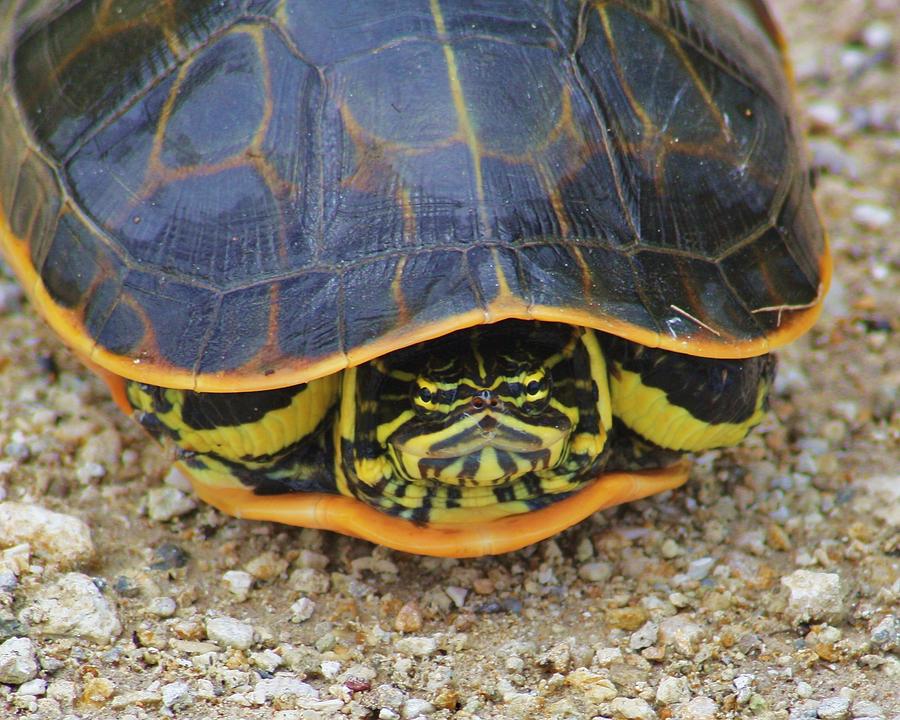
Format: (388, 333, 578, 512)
(146, 486, 197, 522)
(578, 561, 613, 583)
(851, 203, 893, 230)
(289, 597, 315, 623)
(677, 696, 718, 720)
(609, 696, 657, 719)
(250, 649, 283, 673)
(401, 698, 435, 718)
(223, 570, 254, 601)
(161, 681, 192, 710)
(394, 636, 437, 656)
(0, 503, 94, 569)
(19, 573, 121, 644)
(0, 637, 39, 684)
(658, 615, 704, 656)
(147, 596, 177, 618)
(250, 675, 317, 704)
(851, 699, 884, 718)
(796, 681, 814, 699)
(807, 102, 842, 129)
(655, 675, 690, 705)
(686, 557, 715, 581)
(320, 660, 341, 679)
(445, 585, 468, 608)
(206, 616, 255, 650)
(781, 570, 844, 624)
(629, 621, 659, 651)
(17, 678, 46, 696)
(817, 696, 850, 720)
(862, 21, 893, 50)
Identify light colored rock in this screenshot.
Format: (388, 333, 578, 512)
(17, 678, 46, 696)
(206, 616, 255, 650)
(0, 637, 39, 685)
(629, 621, 659, 651)
(146, 486, 197, 522)
(579, 561, 613, 583)
(566, 668, 617, 703)
(817, 696, 850, 720)
(161, 681, 192, 710)
(223, 570, 254, 601)
(19, 573, 121, 644)
(0, 503, 94, 569)
(676, 696, 718, 720)
(610, 696, 657, 719)
(656, 675, 691, 705)
(781, 570, 844, 624)
(146, 596, 176, 618)
(250, 674, 317, 705)
(659, 615, 705, 656)
(401, 697, 436, 718)
(870, 615, 898, 651)
(289, 597, 316, 623)
(394, 636, 437, 656)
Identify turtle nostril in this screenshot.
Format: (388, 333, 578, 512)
(471, 396, 484, 409)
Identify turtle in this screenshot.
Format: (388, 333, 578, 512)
(0, 0, 829, 557)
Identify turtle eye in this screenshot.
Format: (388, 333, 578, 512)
(522, 370, 547, 399)
(413, 380, 440, 413)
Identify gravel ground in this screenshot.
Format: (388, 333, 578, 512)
(1, 1, 898, 719)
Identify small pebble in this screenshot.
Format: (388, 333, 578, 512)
(205, 616, 255, 650)
(244, 551, 289, 581)
(17, 677, 47, 696)
(146, 486, 197, 522)
(578, 561, 613, 582)
(444, 585, 468, 609)
(610, 696, 657, 719)
(250, 675, 317, 704)
(781, 570, 844, 624)
(223, 570, 254, 601)
(658, 615, 704, 656)
(629, 621, 659, 651)
(851, 699, 884, 718)
(146, 596, 176, 618)
(394, 636, 437, 657)
(655, 675, 690, 705)
(869, 615, 898, 651)
(851, 204, 893, 231)
(0, 503, 94, 569)
(150, 543, 190, 570)
(251, 649, 283, 673)
(0, 637, 39, 684)
(817, 696, 850, 720)
(161, 681, 192, 710)
(796, 681, 814, 699)
(19, 573, 121, 644)
(686, 557, 715, 581)
(289, 597, 316, 623)
(394, 601, 423, 633)
(861, 20, 893, 50)
(677, 696, 718, 720)
(401, 698, 435, 718)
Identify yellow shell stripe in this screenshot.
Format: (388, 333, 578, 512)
(609, 364, 769, 451)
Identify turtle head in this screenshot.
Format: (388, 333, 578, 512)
(338, 322, 611, 522)
(385, 332, 575, 487)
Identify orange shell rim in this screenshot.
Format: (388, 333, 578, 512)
(187, 460, 692, 557)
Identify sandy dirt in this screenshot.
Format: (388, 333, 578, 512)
(1, 1, 897, 718)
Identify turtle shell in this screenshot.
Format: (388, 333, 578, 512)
(0, 0, 829, 392)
